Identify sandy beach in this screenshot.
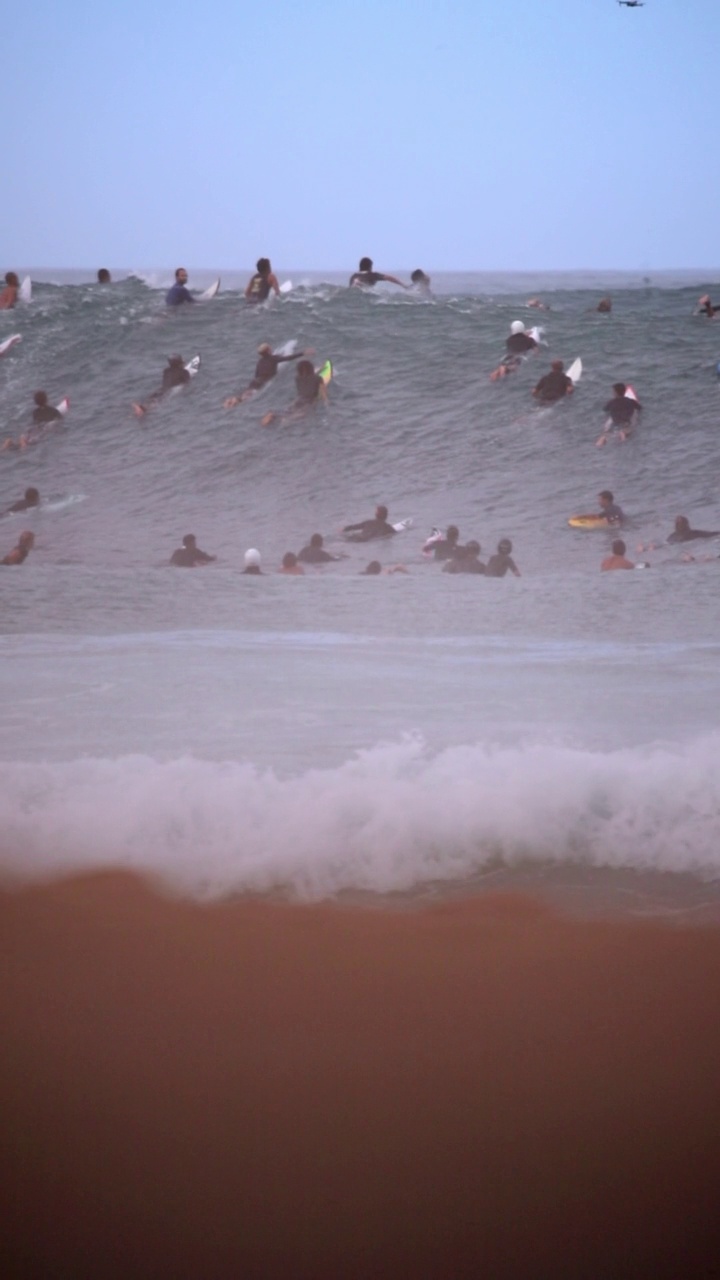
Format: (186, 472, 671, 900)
(2, 870, 719, 1278)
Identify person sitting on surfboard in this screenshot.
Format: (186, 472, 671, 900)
(343, 505, 397, 542)
(486, 539, 521, 578)
(0, 272, 20, 309)
(601, 540, 635, 571)
(245, 259, 280, 305)
(297, 534, 341, 565)
(596, 383, 642, 446)
(533, 360, 574, 405)
(349, 258, 407, 289)
(442, 540, 486, 575)
(666, 516, 720, 544)
(165, 267, 195, 307)
(224, 344, 314, 407)
(32, 391, 64, 427)
(5, 488, 40, 515)
(697, 295, 720, 318)
(2, 530, 35, 566)
(170, 533, 216, 568)
(490, 322, 539, 381)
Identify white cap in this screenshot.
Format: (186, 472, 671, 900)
(510, 320, 525, 335)
(244, 548, 261, 567)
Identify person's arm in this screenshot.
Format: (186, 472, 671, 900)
(379, 273, 408, 289)
(244, 278, 254, 299)
(269, 273, 280, 297)
(317, 379, 328, 403)
(509, 558, 521, 577)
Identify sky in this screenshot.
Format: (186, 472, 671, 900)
(5, 0, 719, 271)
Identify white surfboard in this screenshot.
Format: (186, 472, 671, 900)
(56, 397, 70, 417)
(567, 357, 582, 384)
(279, 280, 293, 294)
(198, 278, 220, 301)
(19, 276, 32, 303)
(392, 517, 413, 533)
(0, 334, 22, 356)
(184, 355, 201, 378)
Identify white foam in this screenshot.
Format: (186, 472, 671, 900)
(1, 735, 719, 899)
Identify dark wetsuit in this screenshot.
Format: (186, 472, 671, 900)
(443, 553, 486, 574)
(298, 544, 338, 564)
(534, 371, 572, 403)
(251, 352, 301, 390)
(430, 538, 464, 562)
(506, 333, 537, 355)
(667, 527, 719, 544)
(349, 271, 385, 287)
(486, 552, 519, 578)
(600, 503, 624, 526)
(8, 496, 39, 513)
(170, 545, 214, 567)
(32, 405, 63, 426)
(343, 518, 397, 542)
(165, 283, 194, 307)
(162, 365, 191, 393)
(295, 370, 324, 405)
(604, 395, 642, 426)
(246, 274, 272, 304)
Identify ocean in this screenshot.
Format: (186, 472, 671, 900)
(2, 267, 720, 914)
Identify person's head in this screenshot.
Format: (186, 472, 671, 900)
(256, 258, 271, 276)
(18, 531, 35, 550)
(498, 538, 512, 554)
(375, 505, 388, 521)
(182, 534, 197, 549)
(168, 354, 184, 367)
(244, 548, 261, 569)
(446, 525, 459, 543)
(24, 488, 39, 505)
(257, 342, 272, 355)
(611, 539, 626, 557)
(510, 320, 525, 335)
(699, 295, 710, 306)
(674, 516, 690, 534)
(282, 551, 298, 570)
(296, 359, 313, 376)
(5, 272, 19, 288)
(466, 540, 481, 556)
(597, 297, 612, 312)
(411, 269, 429, 285)
(310, 533, 324, 548)
(551, 360, 564, 372)
(598, 490, 614, 507)
(174, 267, 188, 284)
(359, 257, 373, 272)
(362, 560, 382, 575)
(33, 390, 48, 407)
(97, 268, 111, 284)
(612, 383, 627, 396)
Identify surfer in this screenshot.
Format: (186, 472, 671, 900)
(2, 530, 35, 565)
(349, 258, 407, 289)
(5, 488, 40, 515)
(245, 259, 280, 304)
(97, 269, 111, 284)
(486, 538, 521, 578)
(490, 322, 539, 381)
(133, 356, 191, 416)
(601, 540, 635, 571)
(297, 534, 341, 565)
(596, 297, 612, 313)
(223, 344, 314, 408)
(242, 549, 263, 575)
(0, 272, 20, 309)
(597, 491, 624, 526)
(423, 525, 464, 561)
(533, 360, 574, 404)
(280, 552, 305, 575)
(596, 383, 643, 446)
(526, 298, 549, 311)
(32, 392, 63, 426)
(410, 269, 432, 293)
(343, 505, 397, 542)
(667, 516, 719, 544)
(165, 268, 195, 307)
(697, 295, 720, 318)
(361, 560, 408, 575)
(170, 534, 216, 567)
(442, 540, 485, 574)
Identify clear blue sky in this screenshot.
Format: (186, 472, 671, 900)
(5, 0, 718, 271)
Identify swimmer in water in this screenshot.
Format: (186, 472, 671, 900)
(410, 269, 432, 294)
(245, 258, 280, 304)
(97, 269, 111, 284)
(2, 530, 35, 565)
(5, 487, 40, 514)
(223, 344, 315, 408)
(32, 391, 63, 426)
(280, 552, 305, 575)
(486, 538, 521, 578)
(170, 534, 216, 567)
(422, 525, 464, 561)
(343, 505, 397, 542)
(297, 534, 341, 565)
(666, 515, 719, 544)
(442, 540, 486, 574)
(349, 258, 407, 289)
(601, 539, 635, 571)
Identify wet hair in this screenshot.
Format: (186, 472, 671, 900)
(24, 488, 40, 504)
(182, 534, 196, 548)
(174, 267, 187, 280)
(97, 269, 111, 283)
(612, 540, 626, 556)
(257, 343, 272, 355)
(551, 360, 564, 371)
(674, 516, 690, 532)
(466, 540, 481, 555)
(296, 360, 314, 376)
(256, 258, 271, 275)
(282, 552, 298, 569)
(362, 561, 382, 575)
(612, 383, 627, 396)
(310, 533, 323, 547)
(33, 391, 48, 406)
(359, 257, 373, 272)
(5, 272, 19, 287)
(411, 269, 429, 285)
(446, 525, 459, 541)
(168, 354, 184, 366)
(599, 490, 614, 503)
(498, 538, 512, 554)
(375, 505, 389, 522)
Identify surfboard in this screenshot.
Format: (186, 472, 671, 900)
(567, 515, 611, 530)
(19, 277, 31, 303)
(279, 281, 293, 294)
(56, 397, 70, 417)
(184, 355, 201, 379)
(317, 359, 333, 386)
(0, 334, 22, 356)
(198, 279, 220, 301)
(392, 517, 413, 533)
(566, 357, 582, 383)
